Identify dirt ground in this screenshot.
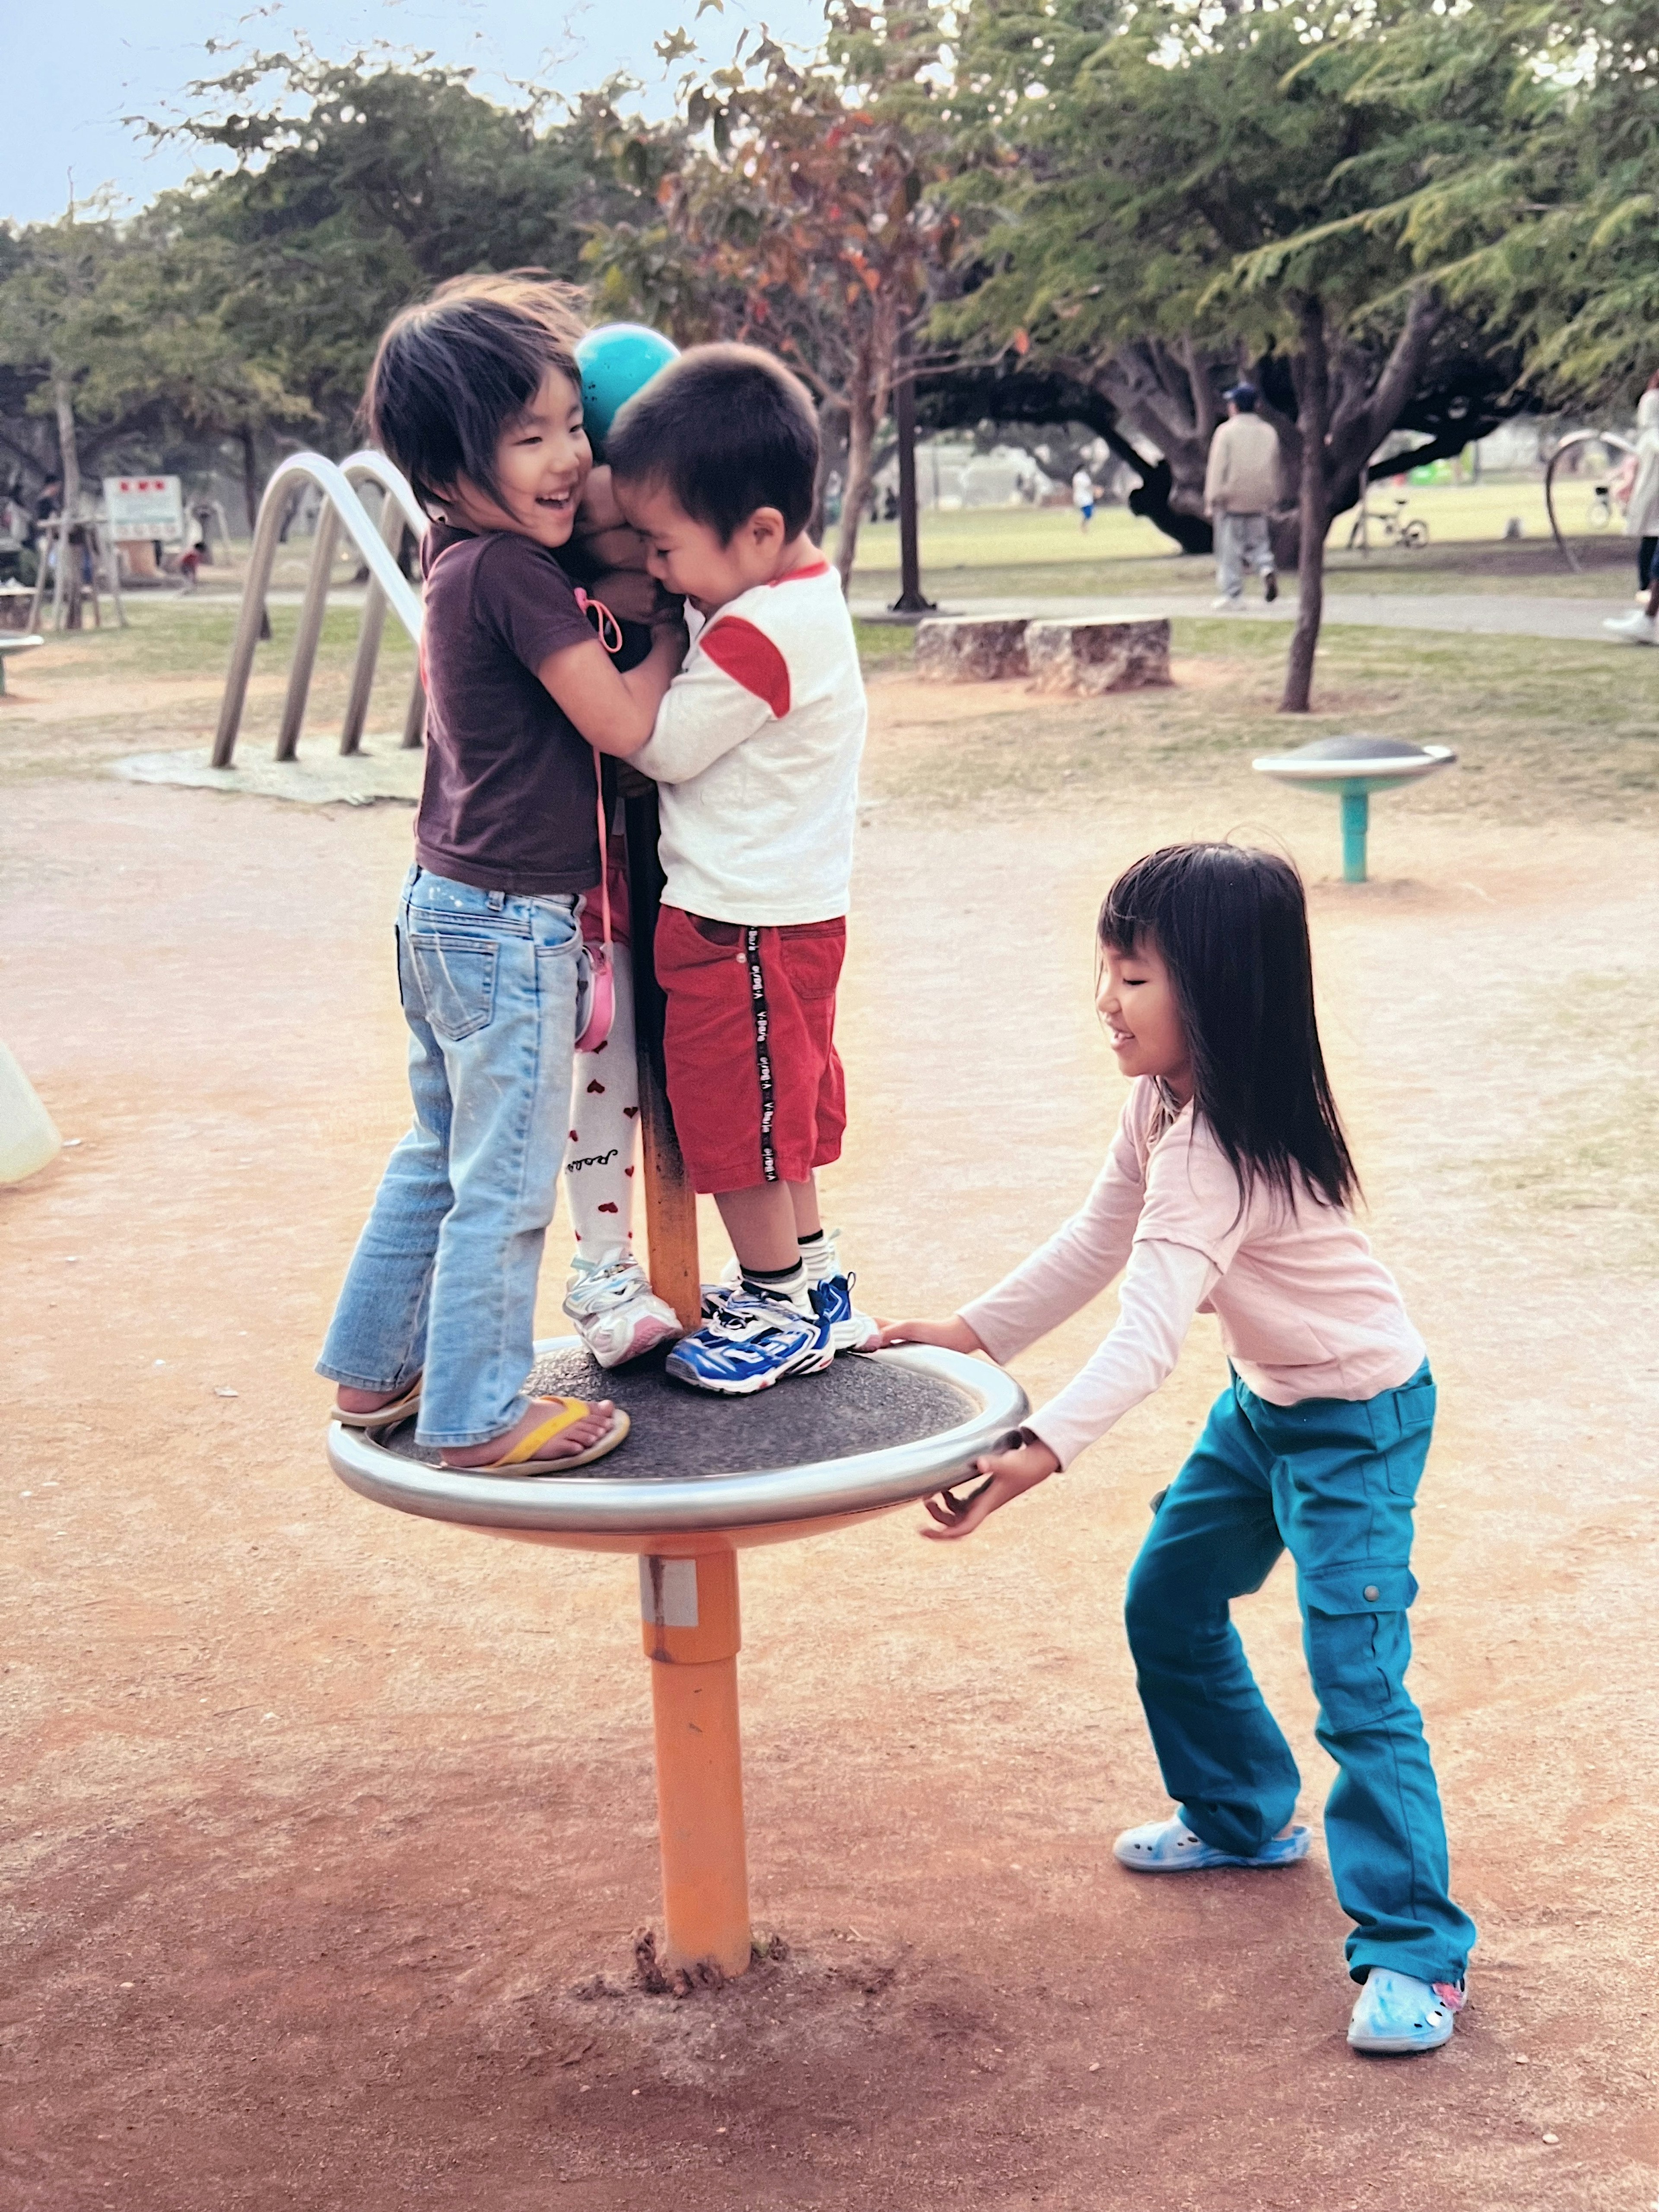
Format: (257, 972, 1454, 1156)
(4, 666, 1658, 2211)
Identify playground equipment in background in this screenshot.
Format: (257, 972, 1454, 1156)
(211, 450, 427, 768)
(0, 1038, 61, 1185)
(0, 632, 44, 693)
(331, 1339, 1027, 1980)
(25, 513, 126, 632)
(1253, 734, 1456, 884)
(1545, 429, 1638, 572)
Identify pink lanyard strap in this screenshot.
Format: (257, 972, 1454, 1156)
(574, 588, 623, 950)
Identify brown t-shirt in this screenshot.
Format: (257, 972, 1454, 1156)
(414, 523, 601, 896)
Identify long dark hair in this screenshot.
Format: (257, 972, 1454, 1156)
(1100, 842, 1359, 1211)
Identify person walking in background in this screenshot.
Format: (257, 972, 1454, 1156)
(1072, 464, 1097, 530)
(1614, 382, 1659, 614)
(1205, 383, 1280, 610)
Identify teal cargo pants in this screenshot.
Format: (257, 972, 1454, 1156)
(1123, 1363, 1476, 1985)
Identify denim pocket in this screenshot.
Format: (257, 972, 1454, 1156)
(404, 931, 498, 1042)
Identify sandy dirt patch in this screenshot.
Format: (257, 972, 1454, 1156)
(3, 693, 1657, 2209)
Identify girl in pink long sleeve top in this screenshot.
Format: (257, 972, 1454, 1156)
(876, 842, 1475, 2059)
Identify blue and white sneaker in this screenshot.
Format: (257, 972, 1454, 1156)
(1113, 1815, 1312, 1872)
(717, 1232, 875, 1354)
(667, 1288, 833, 1395)
(808, 1268, 877, 1354)
(1348, 1968, 1465, 2055)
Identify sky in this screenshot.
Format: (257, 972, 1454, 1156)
(4, 0, 832, 226)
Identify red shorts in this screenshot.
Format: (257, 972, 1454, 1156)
(655, 906, 847, 1194)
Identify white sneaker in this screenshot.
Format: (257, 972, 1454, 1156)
(1604, 610, 1658, 643)
(562, 1247, 682, 1369)
(1210, 595, 1242, 611)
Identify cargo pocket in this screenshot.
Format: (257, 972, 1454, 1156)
(404, 932, 498, 1042)
(1299, 1562, 1418, 1732)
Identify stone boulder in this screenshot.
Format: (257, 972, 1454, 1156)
(914, 616, 1030, 682)
(1024, 618, 1172, 696)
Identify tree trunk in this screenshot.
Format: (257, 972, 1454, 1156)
(834, 389, 877, 593)
(238, 422, 263, 534)
(1281, 300, 1330, 715)
(52, 369, 84, 631)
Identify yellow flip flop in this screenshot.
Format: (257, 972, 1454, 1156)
(444, 1395, 630, 1478)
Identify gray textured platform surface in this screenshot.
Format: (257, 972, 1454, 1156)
(378, 1344, 977, 1483)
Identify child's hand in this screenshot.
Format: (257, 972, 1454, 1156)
(921, 1436, 1060, 1542)
(585, 566, 670, 624)
(577, 465, 627, 535)
(868, 1316, 985, 1355)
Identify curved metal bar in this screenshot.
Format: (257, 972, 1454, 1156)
(211, 452, 425, 768)
(1544, 429, 1637, 574)
(327, 1341, 1030, 1540)
(341, 449, 427, 546)
(338, 453, 428, 756)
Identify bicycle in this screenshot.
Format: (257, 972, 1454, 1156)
(1348, 493, 1429, 551)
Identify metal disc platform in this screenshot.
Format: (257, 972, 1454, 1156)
(328, 1339, 1028, 1548)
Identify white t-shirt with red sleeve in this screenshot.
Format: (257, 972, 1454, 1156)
(959, 1078, 1427, 1471)
(630, 559, 866, 926)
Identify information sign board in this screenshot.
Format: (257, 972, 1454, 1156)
(103, 476, 185, 544)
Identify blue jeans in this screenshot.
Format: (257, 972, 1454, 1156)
(1123, 1364, 1476, 1985)
(318, 866, 582, 1447)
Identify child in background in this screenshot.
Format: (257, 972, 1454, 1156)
(876, 844, 1476, 2056)
(318, 283, 683, 1468)
(605, 345, 871, 1395)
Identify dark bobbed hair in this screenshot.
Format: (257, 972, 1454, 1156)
(605, 343, 818, 543)
(365, 274, 586, 518)
(1100, 842, 1359, 1211)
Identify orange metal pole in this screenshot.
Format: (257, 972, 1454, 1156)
(639, 1550, 751, 1977)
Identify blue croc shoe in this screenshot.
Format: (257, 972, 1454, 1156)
(1113, 1815, 1312, 1873)
(1348, 1969, 1464, 2055)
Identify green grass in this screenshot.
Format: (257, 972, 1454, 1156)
(861, 616, 1659, 827)
(849, 471, 1617, 577)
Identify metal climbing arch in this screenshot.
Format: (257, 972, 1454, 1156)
(211, 450, 427, 769)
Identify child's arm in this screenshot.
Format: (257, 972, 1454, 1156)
(889, 1236, 1220, 1541)
(537, 622, 685, 759)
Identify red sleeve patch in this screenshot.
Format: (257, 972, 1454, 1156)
(699, 617, 791, 718)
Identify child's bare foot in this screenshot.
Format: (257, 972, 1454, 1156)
(441, 1395, 625, 1473)
(337, 1384, 406, 1415)
(333, 1376, 423, 1428)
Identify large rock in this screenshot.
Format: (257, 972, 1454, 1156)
(1024, 618, 1172, 695)
(914, 616, 1030, 682)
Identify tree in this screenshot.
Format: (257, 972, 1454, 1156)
(143, 46, 628, 458)
(1291, 0, 1659, 412)
(587, 4, 963, 586)
(942, 0, 1519, 707)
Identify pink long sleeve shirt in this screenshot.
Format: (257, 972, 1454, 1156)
(958, 1079, 1427, 1471)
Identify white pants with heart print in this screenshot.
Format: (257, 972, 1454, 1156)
(564, 950, 640, 1256)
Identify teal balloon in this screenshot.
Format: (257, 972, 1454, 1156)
(576, 324, 680, 456)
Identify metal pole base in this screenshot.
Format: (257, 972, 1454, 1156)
(640, 1551, 751, 1977)
(1341, 788, 1370, 883)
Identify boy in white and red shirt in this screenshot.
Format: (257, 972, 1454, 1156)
(607, 345, 869, 1392)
